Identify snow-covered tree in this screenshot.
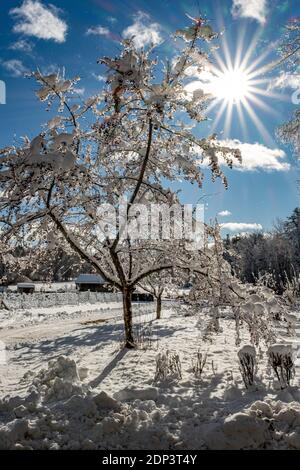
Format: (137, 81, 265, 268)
(277, 18, 300, 156)
(186, 226, 291, 347)
(0, 19, 241, 347)
(138, 266, 189, 319)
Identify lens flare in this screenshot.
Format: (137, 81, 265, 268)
(188, 24, 291, 143)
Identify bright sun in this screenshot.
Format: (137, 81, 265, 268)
(212, 67, 251, 104)
(194, 28, 286, 142)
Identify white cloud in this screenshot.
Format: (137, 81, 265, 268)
(231, 0, 267, 24)
(73, 87, 85, 96)
(184, 70, 229, 100)
(10, 0, 68, 43)
(221, 222, 263, 232)
(86, 25, 110, 37)
(269, 71, 300, 91)
(1, 59, 28, 77)
(9, 39, 33, 53)
(122, 11, 162, 48)
(39, 64, 60, 75)
(218, 210, 232, 217)
(203, 139, 290, 172)
(92, 73, 106, 82)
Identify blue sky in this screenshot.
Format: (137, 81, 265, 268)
(0, 0, 299, 234)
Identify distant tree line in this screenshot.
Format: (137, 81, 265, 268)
(224, 208, 300, 294)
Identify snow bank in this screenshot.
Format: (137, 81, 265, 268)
(0, 356, 166, 450)
(204, 398, 300, 450)
(114, 387, 158, 402)
(0, 356, 123, 449)
(204, 412, 268, 449)
(2, 355, 300, 449)
(1, 308, 300, 450)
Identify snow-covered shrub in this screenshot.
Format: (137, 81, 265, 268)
(238, 345, 257, 389)
(32, 356, 84, 402)
(201, 306, 223, 342)
(191, 350, 207, 378)
(154, 350, 182, 381)
(268, 344, 295, 388)
(188, 226, 290, 348)
(234, 294, 278, 347)
(283, 271, 300, 306)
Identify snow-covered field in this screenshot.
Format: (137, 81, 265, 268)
(1, 301, 300, 450)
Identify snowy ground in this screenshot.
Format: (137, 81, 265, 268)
(1, 301, 300, 450)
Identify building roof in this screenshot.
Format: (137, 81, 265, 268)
(75, 274, 106, 285)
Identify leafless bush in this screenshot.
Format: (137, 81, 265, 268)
(134, 323, 158, 350)
(268, 345, 295, 388)
(201, 306, 222, 343)
(119, 322, 158, 350)
(211, 360, 217, 376)
(191, 350, 207, 378)
(255, 271, 277, 291)
(0, 295, 9, 311)
(238, 345, 257, 389)
(154, 350, 182, 381)
(283, 268, 300, 306)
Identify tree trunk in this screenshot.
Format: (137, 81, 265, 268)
(156, 294, 162, 320)
(122, 287, 135, 348)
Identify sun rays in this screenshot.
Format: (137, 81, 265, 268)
(198, 24, 291, 145)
